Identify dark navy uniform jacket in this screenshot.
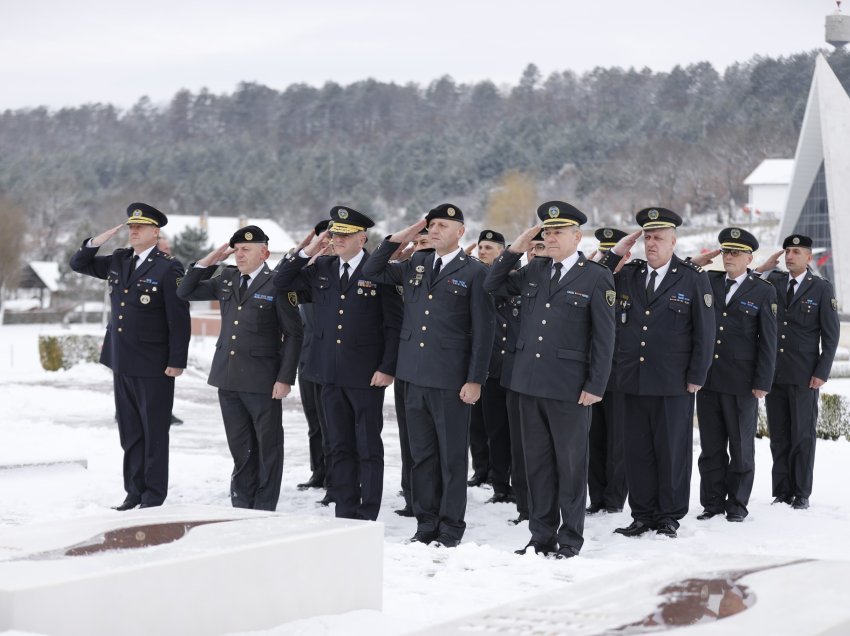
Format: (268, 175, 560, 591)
(362, 240, 495, 390)
(177, 263, 303, 393)
(70, 242, 191, 376)
(274, 250, 403, 388)
(704, 271, 777, 395)
(601, 252, 715, 396)
(484, 251, 615, 402)
(766, 268, 840, 386)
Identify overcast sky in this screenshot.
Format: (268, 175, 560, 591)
(0, 0, 842, 111)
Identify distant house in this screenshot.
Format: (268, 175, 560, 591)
(743, 159, 794, 220)
(7, 261, 62, 310)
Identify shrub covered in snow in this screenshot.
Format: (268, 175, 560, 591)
(38, 334, 101, 371)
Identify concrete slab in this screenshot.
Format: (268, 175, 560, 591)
(0, 504, 383, 635)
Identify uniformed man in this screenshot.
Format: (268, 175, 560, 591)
(602, 207, 715, 538)
(754, 234, 840, 509)
(485, 202, 615, 558)
(70, 203, 191, 510)
(362, 204, 495, 547)
(693, 228, 777, 522)
(275, 206, 403, 521)
(475, 229, 514, 503)
(586, 227, 629, 515)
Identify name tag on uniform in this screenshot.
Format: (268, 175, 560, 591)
(357, 280, 377, 289)
(566, 290, 589, 299)
(670, 292, 691, 305)
(448, 278, 467, 288)
(739, 300, 759, 311)
(253, 293, 274, 301)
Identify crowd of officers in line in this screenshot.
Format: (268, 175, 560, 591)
(71, 200, 840, 559)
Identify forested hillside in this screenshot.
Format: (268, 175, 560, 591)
(1, 50, 848, 260)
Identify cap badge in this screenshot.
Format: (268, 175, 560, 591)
(133, 210, 142, 217)
(548, 206, 559, 218)
(603, 229, 613, 238)
(730, 229, 741, 239)
(648, 210, 659, 220)
(244, 231, 253, 241)
(140, 294, 151, 305)
(447, 207, 456, 217)
(338, 209, 349, 220)
(485, 232, 493, 239)
(415, 265, 425, 273)
(793, 237, 800, 245)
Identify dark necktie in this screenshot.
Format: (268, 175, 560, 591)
(430, 257, 442, 286)
(646, 270, 658, 302)
(239, 274, 250, 303)
(549, 262, 563, 294)
(787, 278, 797, 306)
(340, 262, 350, 288)
(131, 254, 139, 270)
(723, 278, 735, 307)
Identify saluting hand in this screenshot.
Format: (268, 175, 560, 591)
(197, 243, 233, 267)
(91, 224, 125, 247)
(755, 249, 784, 274)
(464, 243, 476, 256)
(391, 243, 415, 262)
(508, 224, 544, 254)
(389, 219, 428, 244)
(296, 229, 315, 252)
(272, 382, 291, 399)
(611, 229, 642, 257)
(303, 230, 331, 258)
(691, 249, 721, 268)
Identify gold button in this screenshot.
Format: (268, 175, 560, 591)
(340, 294, 345, 299)
(501, 337, 506, 341)
(230, 351, 235, 356)
(501, 350, 505, 354)
(714, 354, 719, 359)
(124, 289, 129, 294)
(716, 340, 721, 344)
(231, 335, 236, 340)
(120, 302, 125, 307)
(719, 326, 724, 331)
(723, 312, 727, 317)
(338, 325, 343, 330)
(545, 303, 551, 308)
(780, 348, 784, 353)
(117, 327, 123, 332)
(421, 326, 427, 331)
(542, 320, 547, 325)
(783, 321, 788, 326)
(640, 341, 645, 346)
(538, 336, 543, 341)
(339, 310, 344, 315)
(118, 315, 123, 320)
(645, 310, 650, 315)
(535, 353, 540, 358)
(639, 356, 644, 362)
(502, 323, 507, 328)
(234, 320, 238, 325)
(420, 342, 425, 348)
(781, 335, 785, 339)
(428, 295, 433, 300)
(425, 310, 430, 315)
(337, 339, 342, 344)
(238, 306, 242, 311)
(642, 326, 647, 331)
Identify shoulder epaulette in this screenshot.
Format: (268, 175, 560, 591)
(585, 258, 606, 269)
(752, 274, 772, 286)
(624, 258, 646, 267)
(680, 259, 703, 273)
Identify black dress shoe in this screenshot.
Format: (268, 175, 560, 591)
(487, 491, 515, 504)
(792, 497, 810, 510)
(317, 493, 333, 506)
(170, 413, 183, 425)
(112, 500, 140, 511)
(139, 502, 161, 509)
(508, 513, 529, 525)
(697, 510, 718, 521)
(586, 502, 605, 514)
(297, 475, 326, 490)
(726, 513, 744, 522)
(605, 507, 623, 514)
(394, 505, 414, 517)
(772, 495, 793, 505)
(433, 535, 461, 548)
(515, 540, 556, 556)
(555, 546, 579, 559)
(408, 530, 438, 545)
(614, 521, 652, 537)
(467, 473, 488, 487)
(656, 523, 678, 538)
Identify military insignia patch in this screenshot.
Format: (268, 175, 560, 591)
(730, 228, 741, 239)
(395, 285, 404, 295)
(175, 278, 182, 287)
(548, 205, 559, 218)
(140, 294, 151, 304)
(447, 207, 456, 217)
(605, 290, 616, 307)
(486, 232, 493, 239)
(603, 229, 613, 238)
(832, 298, 838, 311)
(771, 303, 778, 316)
(792, 237, 800, 245)
(703, 294, 713, 308)
(415, 265, 425, 273)
(288, 291, 298, 307)
(648, 209, 659, 220)
(133, 209, 142, 217)
(338, 209, 349, 219)
(245, 231, 253, 240)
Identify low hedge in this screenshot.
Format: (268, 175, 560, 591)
(38, 334, 101, 371)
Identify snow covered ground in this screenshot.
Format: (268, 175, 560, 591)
(1, 323, 850, 635)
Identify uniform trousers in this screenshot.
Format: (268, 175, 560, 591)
(765, 383, 819, 500)
(506, 389, 529, 517)
(622, 393, 694, 530)
(696, 389, 757, 517)
(519, 395, 591, 552)
(405, 384, 471, 541)
(394, 379, 413, 507)
(322, 384, 385, 521)
(481, 377, 512, 492)
(218, 389, 283, 511)
(469, 400, 490, 480)
(298, 377, 327, 482)
(588, 391, 627, 510)
(114, 373, 174, 506)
